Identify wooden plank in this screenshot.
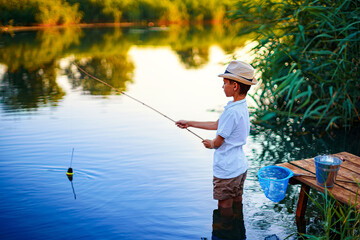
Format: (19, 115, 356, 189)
(334, 152, 360, 167)
(278, 162, 316, 185)
(340, 163, 360, 178)
(333, 152, 360, 177)
(278, 162, 311, 175)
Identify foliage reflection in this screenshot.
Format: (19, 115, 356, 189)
(69, 56, 134, 95)
(0, 24, 254, 112)
(1, 61, 65, 111)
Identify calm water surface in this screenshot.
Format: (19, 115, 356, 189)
(1, 26, 359, 240)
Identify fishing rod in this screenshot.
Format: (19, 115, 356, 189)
(72, 62, 204, 141)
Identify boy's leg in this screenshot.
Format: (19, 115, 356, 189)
(234, 171, 247, 203)
(218, 198, 233, 208)
(214, 177, 234, 209)
(214, 171, 247, 209)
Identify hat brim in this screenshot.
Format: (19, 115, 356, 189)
(218, 73, 257, 85)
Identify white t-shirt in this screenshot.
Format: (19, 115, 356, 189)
(213, 99, 250, 179)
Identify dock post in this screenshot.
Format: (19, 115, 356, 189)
(296, 183, 310, 233)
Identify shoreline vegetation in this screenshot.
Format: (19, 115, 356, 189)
(1, 22, 135, 32)
(0, 0, 235, 30)
(0, 20, 223, 33)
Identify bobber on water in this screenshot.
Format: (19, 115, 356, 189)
(67, 167, 73, 181)
(66, 148, 75, 180)
(67, 168, 73, 176)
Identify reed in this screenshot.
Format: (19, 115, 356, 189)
(296, 187, 360, 239)
(230, 0, 360, 130)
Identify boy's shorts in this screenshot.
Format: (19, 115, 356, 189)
(213, 171, 247, 201)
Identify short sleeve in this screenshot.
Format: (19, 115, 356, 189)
(217, 110, 237, 139)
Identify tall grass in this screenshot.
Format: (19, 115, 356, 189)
(230, 0, 360, 130)
(297, 188, 360, 239)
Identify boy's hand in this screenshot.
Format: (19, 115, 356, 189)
(202, 139, 214, 149)
(202, 135, 224, 149)
(176, 120, 189, 129)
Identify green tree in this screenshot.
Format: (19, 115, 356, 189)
(0, 0, 82, 26)
(0, 0, 238, 26)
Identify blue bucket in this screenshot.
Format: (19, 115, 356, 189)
(258, 166, 294, 202)
(314, 155, 342, 187)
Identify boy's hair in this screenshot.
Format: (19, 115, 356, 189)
(228, 79, 251, 95)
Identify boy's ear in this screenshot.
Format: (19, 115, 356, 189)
(234, 82, 239, 90)
(235, 82, 242, 93)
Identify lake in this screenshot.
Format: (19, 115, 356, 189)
(1, 25, 359, 240)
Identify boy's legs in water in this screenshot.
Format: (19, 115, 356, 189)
(218, 195, 243, 216)
(217, 171, 246, 215)
(219, 195, 243, 208)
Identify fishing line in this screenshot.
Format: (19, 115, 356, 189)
(73, 62, 204, 141)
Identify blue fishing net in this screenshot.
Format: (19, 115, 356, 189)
(258, 166, 293, 202)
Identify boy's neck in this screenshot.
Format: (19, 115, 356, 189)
(232, 94, 246, 102)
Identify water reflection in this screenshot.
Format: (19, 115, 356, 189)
(212, 202, 246, 240)
(66, 173, 77, 200)
(0, 60, 65, 111)
(69, 56, 134, 95)
(250, 125, 360, 165)
(0, 28, 82, 71)
(0, 24, 254, 112)
(176, 47, 209, 69)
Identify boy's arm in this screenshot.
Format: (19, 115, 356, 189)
(176, 120, 218, 130)
(202, 135, 224, 149)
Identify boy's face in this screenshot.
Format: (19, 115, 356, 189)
(222, 78, 237, 97)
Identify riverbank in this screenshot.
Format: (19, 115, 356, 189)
(0, 19, 224, 33)
(0, 22, 139, 33)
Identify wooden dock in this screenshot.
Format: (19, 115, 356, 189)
(277, 152, 360, 232)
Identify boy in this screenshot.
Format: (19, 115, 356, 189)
(176, 61, 257, 210)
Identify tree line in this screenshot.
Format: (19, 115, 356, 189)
(0, 0, 236, 26)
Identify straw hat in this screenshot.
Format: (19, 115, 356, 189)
(218, 61, 258, 85)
